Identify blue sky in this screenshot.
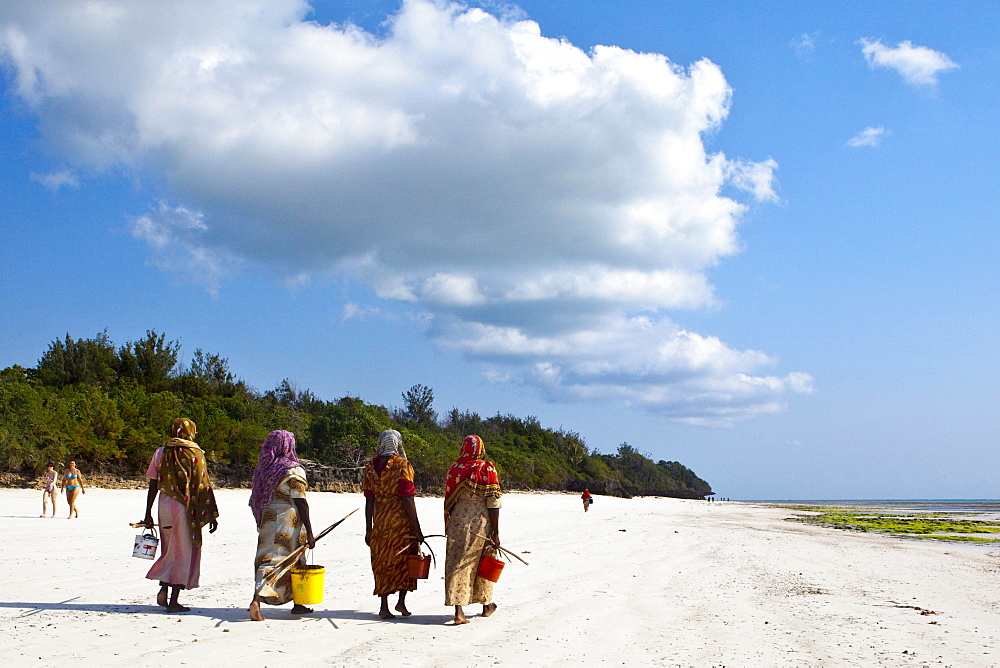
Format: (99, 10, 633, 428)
(2, 1, 997, 499)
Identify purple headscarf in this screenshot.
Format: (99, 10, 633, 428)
(249, 430, 301, 526)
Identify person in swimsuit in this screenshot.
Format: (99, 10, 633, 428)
(60, 460, 85, 518)
(41, 462, 59, 517)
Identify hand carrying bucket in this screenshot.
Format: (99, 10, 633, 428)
(407, 551, 431, 579)
(477, 548, 505, 583)
(132, 527, 159, 560)
(291, 564, 325, 605)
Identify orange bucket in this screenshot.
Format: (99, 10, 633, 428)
(477, 552, 505, 582)
(408, 554, 431, 579)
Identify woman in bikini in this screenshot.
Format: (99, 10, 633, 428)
(41, 462, 59, 517)
(60, 460, 85, 518)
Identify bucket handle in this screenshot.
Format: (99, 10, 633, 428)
(396, 536, 438, 569)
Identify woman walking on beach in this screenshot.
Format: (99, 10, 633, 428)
(363, 429, 424, 619)
(139, 418, 219, 613)
(41, 462, 59, 517)
(581, 489, 593, 512)
(60, 460, 85, 518)
(443, 434, 501, 625)
(248, 430, 316, 622)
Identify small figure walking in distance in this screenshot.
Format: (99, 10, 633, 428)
(581, 489, 593, 512)
(41, 461, 59, 517)
(60, 460, 85, 518)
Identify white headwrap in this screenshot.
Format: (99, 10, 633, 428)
(377, 429, 406, 459)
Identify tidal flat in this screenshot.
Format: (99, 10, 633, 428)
(783, 505, 1000, 542)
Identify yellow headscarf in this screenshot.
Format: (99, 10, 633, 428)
(158, 418, 218, 547)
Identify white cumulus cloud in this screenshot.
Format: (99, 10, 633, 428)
(790, 32, 818, 60)
(0, 0, 810, 424)
(129, 201, 241, 294)
(846, 126, 888, 148)
(859, 38, 958, 87)
(30, 169, 79, 191)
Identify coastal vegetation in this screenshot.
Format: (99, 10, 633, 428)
(0, 331, 713, 498)
(788, 507, 1000, 543)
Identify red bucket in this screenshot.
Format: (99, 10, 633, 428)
(407, 554, 431, 579)
(477, 552, 505, 582)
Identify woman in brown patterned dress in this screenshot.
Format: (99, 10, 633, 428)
(363, 430, 423, 619)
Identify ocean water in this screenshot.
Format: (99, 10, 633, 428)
(754, 499, 1000, 521)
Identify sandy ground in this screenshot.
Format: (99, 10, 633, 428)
(1, 488, 998, 667)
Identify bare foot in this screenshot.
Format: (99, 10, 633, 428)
(379, 609, 396, 619)
(157, 590, 168, 608)
(249, 600, 264, 621)
(394, 602, 411, 617)
(290, 605, 313, 615)
(453, 616, 470, 625)
(166, 603, 190, 613)
(482, 602, 497, 617)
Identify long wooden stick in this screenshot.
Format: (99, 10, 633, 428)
(470, 530, 529, 565)
(256, 508, 359, 593)
(130, 523, 172, 529)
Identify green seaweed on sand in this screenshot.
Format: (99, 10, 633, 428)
(786, 508, 1000, 543)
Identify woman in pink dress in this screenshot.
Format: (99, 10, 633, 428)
(139, 418, 219, 613)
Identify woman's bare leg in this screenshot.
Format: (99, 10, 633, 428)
(248, 593, 264, 621)
(453, 605, 469, 624)
(378, 595, 395, 618)
(395, 590, 411, 616)
(166, 585, 189, 613)
(67, 489, 79, 518)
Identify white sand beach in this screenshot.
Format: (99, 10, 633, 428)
(2, 488, 998, 666)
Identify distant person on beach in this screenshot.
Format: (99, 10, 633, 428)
(41, 462, 58, 517)
(581, 489, 593, 512)
(139, 418, 219, 613)
(60, 460, 85, 518)
(444, 434, 502, 625)
(248, 430, 316, 621)
(363, 429, 424, 619)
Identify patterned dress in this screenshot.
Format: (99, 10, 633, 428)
(362, 455, 417, 596)
(444, 487, 503, 606)
(253, 466, 309, 605)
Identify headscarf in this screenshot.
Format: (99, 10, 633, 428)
(377, 429, 406, 459)
(444, 435, 501, 518)
(249, 430, 302, 526)
(157, 418, 219, 547)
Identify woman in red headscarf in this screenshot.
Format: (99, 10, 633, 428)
(443, 434, 502, 624)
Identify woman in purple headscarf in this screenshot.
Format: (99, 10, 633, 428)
(248, 430, 316, 622)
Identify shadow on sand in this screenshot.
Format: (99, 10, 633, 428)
(0, 600, 453, 626)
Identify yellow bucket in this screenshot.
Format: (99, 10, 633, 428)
(290, 565, 325, 605)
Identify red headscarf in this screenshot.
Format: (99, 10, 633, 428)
(444, 435, 501, 518)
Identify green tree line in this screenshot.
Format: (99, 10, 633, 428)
(0, 331, 713, 498)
